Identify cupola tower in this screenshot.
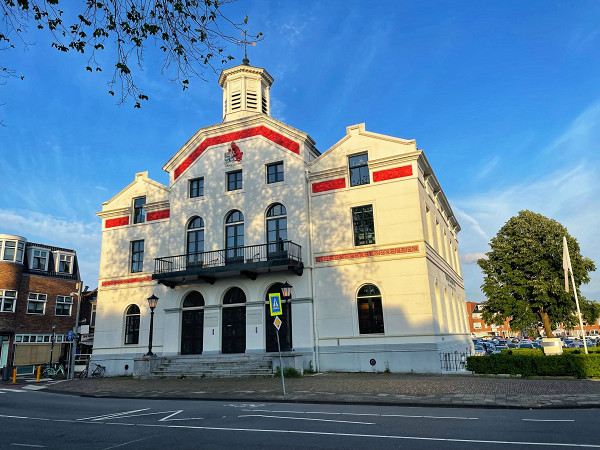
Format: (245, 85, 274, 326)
(218, 63, 274, 122)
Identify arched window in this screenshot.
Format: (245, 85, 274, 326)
(225, 210, 244, 264)
(124, 304, 140, 345)
(187, 216, 204, 267)
(266, 204, 287, 259)
(357, 284, 384, 334)
(223, 287, 246, 305)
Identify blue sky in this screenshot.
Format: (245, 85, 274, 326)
(1, 0, 599, 302)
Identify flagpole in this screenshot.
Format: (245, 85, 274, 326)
(564, 236, 588, 355)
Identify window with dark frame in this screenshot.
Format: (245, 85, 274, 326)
(131, 240, 144, 273)
(349, 153, 370, 187)
(124, 304, 140, 345)
(133, 197, 146, 223)
(267, 162, 284, 184)
(227, 170, 242, 191)
(0, 290, 17, 313)
(189, 177, 204, 198)
(27, 293, 47, 315)
(352, 205, 375, 246)
(55, 295, 73, 316)
(32, 249, 48, 270)
(357, 284, 384, 334)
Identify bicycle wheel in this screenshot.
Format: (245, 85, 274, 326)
(79, 368, 88, 379)
(42, 368, 51, 378)
(97, 367, 106, 378)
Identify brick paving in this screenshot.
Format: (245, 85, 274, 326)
(7, 372, 599, 409)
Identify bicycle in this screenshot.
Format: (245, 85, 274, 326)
(79, 362, 106, 379)
(41, 363, 65, 377)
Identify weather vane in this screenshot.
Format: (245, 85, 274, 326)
(239, 29, 256, 65)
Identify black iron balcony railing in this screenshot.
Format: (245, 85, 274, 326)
(154, 241, 302, 276)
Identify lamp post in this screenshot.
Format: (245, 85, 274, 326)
(68, 283, 82, 380)
(280, 281, 292, 300)
(146, 294, 159, 357)
(49, 322, 56, 365)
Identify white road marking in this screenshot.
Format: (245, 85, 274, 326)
(78, 408, 150, 421)
(238, 414, 374, 425)
(100, 436, 153, 450)
(246, 409, 478, 420)
(522, 419, 575, 422)
(22, 386, 46, 391)
(0, 414, 597, 447)
(10, 444, 45, 448)
(0, 388, 26, 393)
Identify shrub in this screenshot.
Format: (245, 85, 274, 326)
(466, 353, 600, 378)
(274, 366, 302, 378)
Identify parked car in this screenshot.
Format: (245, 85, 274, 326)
(492, 345, 509, 354)
(474, 345, 486, 356)
(518, 342, 535, 349)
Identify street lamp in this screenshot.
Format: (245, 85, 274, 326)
(146, 294, 159, 357)
(280, 281, 293, 300)
(49, 322, 56, 365)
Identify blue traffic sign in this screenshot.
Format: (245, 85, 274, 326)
(67, 330, 73, 341)
(269, 293, 282, 316)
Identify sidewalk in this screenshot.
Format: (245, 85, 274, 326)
(7, 372, 600, 409)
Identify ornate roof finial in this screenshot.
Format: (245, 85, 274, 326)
(240, 29, 252, 65)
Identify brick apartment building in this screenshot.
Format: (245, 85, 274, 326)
(466, 301, 600, 338)
(0, 234, 81, 372)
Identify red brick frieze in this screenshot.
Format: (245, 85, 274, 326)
(311, 178, 346, 193)
(105, 217, 129, 229)
(147, 209, 170, 221)
(373, 165, 413, 182)
(101, 276, 153, 287)
(315, 245, 419, 263)
(174, 126, 300, 180)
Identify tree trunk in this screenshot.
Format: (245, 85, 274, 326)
(540, 311, 554, 338)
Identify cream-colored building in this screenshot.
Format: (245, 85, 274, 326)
(94, 62, 470, 376)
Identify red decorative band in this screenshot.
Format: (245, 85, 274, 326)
(174, 126, 300, 180)
(147, 209, 170, 221)
(373, 165, 413, 182)
(312, 178, 346, 193)
(315, 245, 419, 263)
(101, 276, 153, 287)
(105, 217, 129, 228)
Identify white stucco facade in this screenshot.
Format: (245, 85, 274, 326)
(94, 63, 471, 376)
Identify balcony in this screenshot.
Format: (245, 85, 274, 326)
(153, 241, 303, 287)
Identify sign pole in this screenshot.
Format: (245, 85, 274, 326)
(276, 327, 285, 395)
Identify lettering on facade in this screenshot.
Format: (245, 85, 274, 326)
(246, 309, 263, 325)
(445, 273, 457, 287)
(204, 312, 219, 327)
(315, 245, 419, 263)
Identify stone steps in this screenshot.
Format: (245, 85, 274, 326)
(149, 354, 274, 378)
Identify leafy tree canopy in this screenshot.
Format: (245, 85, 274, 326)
(1, 0, 261, 108)
(478, 210, 599, 338)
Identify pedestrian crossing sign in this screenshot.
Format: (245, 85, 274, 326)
(269, 293, 282, 316)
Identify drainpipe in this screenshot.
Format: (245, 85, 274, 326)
(306, 168, 320, 372)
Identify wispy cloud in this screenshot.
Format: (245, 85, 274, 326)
(462, 253, 487, 264)
(475, 155, 500, 181)
(0, 209, 101, 287)
(543, 100, 600, 156)
(454, 162, 600, 301)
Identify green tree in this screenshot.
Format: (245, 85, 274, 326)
(478, 210, 599, 338)
(1, 0, 261, 108)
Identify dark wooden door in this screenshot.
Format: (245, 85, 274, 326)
(181, 310, 204, 355)
(222, 306, 246, 353)
(265, 302, 292, 352)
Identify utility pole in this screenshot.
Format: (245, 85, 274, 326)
(68, 282, 83, 379)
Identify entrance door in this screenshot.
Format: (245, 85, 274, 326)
(265, 283, 292, 352)
(181, 310, 204, 355)
(222, 287, 246, 354)
(181, 291, 204, 355)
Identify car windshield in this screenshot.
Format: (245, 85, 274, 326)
(474, 345, 484, 351)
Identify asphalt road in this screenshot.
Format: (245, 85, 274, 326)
(1, 389, 599, 449)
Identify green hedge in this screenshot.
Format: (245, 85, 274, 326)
(466, 353, 600, 378)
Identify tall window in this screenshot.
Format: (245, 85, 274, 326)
(27, 293, 47, 315)
(124, 304, 140, 344)
(352, 205, 375, 246)
(55, 295, 73, 316)
(187, 217, 204, 266)
(267, 162, 284, 184)
(0, 290, 17, 313)
(189, 178, 204, 198)
(133, 197, 146, 224)
(349, 153, 370, 187)
(225, 210, 244, 263)
(227, 170, 242, 191)
(2, 241, 19, 261)
(357, 284, 384, 334)
(91, 303, 97, 329)
(131, 240, 144, 273)
(266, 203, 287, 258)
(58, 254, 73, 273)
(32, 249, 49, 270)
